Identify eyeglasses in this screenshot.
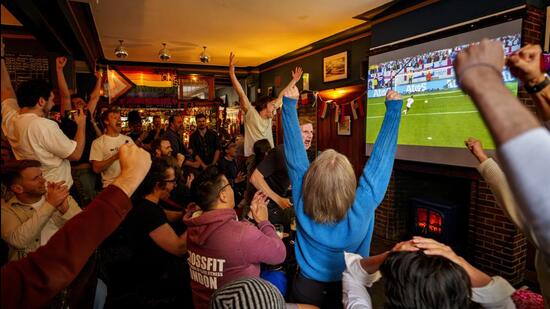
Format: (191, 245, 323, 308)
(161, 178, 177, 184)
(217, 183, 231, 196)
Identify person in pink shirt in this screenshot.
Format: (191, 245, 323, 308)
(183, 166, 286, 309)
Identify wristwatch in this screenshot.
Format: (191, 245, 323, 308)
(525, 74, 550, 94)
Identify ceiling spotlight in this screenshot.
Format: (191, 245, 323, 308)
(159, 43, 171, 61)
(114, 40, 128, 58)
(199, 46, 210, 63)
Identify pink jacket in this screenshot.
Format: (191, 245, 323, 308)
(183, 208, 286, 308)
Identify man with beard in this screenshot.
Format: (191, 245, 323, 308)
(189, 113, 220, 167)
(1, 43, 87, 188)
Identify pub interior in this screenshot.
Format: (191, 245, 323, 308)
(1, 0, 550, 308)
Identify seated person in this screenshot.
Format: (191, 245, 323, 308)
(101, 157, 189, 308)
(342, 237, 516, 309)
(184, 167, 286, 309)
(1, 144, 151, 309)
(1, 160, 81, 261)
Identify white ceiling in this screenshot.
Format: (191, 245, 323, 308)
(88, 0, 391, 66)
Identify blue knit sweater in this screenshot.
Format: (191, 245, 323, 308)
(282, 96, 402, 282)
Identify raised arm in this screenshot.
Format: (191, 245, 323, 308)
(1, 41, 15, 103)
(506, 44, 550, 122)
(55, 57, 71, 115)
(65, 108, 87, 161)
(281, 86, 310, 204)
(275, 67, 303, 109)
(87, 69, 103, 116)
(229, 52, 251, 113)
(454, 39, 539, 145)
(355, 90, 402, 206)
(455, 40, 550, 256)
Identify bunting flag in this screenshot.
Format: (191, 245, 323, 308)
(319, 101, 329, 119)
(340, 104, 346, 123)
(350, 100, 358, 120)
(358, 99, 365, 117)
(335, 104, 340, 123)
(300, 92, 309, 105)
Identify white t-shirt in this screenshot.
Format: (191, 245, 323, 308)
(243, 106, 274, 157)
(406, 97, 414, 108)
(2, 98, 77, 187)
(89, 134, 133, 187)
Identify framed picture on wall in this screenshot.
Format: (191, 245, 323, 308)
(323, 51, 348, 82)
(337, 116, 351, 136)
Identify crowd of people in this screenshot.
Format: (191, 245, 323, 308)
(1, 36, 549, 309)
(368, 33, 522, 90)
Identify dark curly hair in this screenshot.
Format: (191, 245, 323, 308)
(380, 251, 471, 309)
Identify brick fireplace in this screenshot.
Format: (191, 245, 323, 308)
(373, 165, 527, 285)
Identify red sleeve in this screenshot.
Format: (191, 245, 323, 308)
(1, 186, 132, 309)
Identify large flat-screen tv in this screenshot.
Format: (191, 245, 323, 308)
(366, 19, 521, 167)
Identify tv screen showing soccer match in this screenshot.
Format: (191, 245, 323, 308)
(366, 19, 522, 167)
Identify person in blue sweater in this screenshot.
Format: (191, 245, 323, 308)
(281, 86, 402, 308)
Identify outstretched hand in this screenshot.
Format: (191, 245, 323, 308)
(283, 85, 300, 100)
(464, 137, 488, 163)
(385, 89, 402, 101)
(506, 44, 546, 87)
(291, 67, 303, 83)
(229, 52, 237, 73)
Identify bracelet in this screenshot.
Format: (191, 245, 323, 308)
(524, 74, 550, 94)
(457, 63, 502, 85)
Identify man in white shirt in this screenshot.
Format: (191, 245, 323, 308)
(403, 95, 414, 115)
(229, 53, 303, 156)
(1, 160, 81, 262)
(1, 43, 87, 188)
(90, 108, 134, 187)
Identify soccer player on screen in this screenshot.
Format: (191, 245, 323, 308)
(403, 95, 414, 115)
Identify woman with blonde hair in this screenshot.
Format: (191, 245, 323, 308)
(281, 86, 403, 308)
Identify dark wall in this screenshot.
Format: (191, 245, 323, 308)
(259, 36, 370, 96)
(371, 0, 527, 47)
